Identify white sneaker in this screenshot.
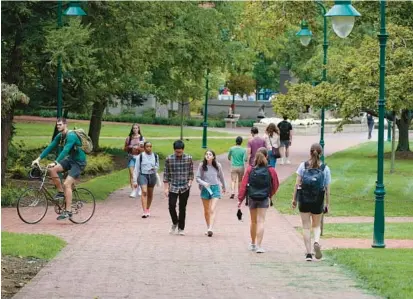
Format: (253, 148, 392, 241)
(256, 247, 265, 253)
(279, 159, 284, 165)
(178, 229, 185, 236)
(248, 243, 257, 251)
(169, 224, 177, 234)
(286, 159, 291, 165)
(129, 189, 137, 198)
(137, 187, 142, 197)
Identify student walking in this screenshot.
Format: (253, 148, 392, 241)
(247, 127, 266, 166)
(264, 123, 280, 167)
(163, 140, 194, 236)
(124, 123, 144, 198)
(367, 113, 374, 139)
(228, 136, 246, 199)
(292, 143, 331, 261)
(238, 151, 279, 253)
(196, 150, 226, 237)
(277, 116, 293, 164)
(133, 142, 159, 218)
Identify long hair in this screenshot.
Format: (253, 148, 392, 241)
(254, 151, 268, 167)
(309, 143, 323, 168)
(202, 150, 219, 171)
(265, 123, 279, 137)
(128, 123, 143, 145)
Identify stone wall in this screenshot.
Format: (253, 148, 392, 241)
(253, 123, 369, 136)
(206, 99, 276, 119)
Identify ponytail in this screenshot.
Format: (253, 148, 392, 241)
(309, 143, 323, 168)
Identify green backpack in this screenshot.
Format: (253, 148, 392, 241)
(71, 129, 93, 154)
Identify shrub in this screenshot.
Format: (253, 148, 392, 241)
(9, 164, 28, 179)
(84, 154, 114, 175)
(1, 184, 25, 207)
(237, 119, 255, 127)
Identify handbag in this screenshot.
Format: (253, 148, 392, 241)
(269, 136, 281, 158)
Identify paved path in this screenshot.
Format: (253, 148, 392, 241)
(2, 132, 381, 299)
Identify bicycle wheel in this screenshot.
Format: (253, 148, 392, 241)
(17, 187, 48, 224)
(69, 188, 96, 224)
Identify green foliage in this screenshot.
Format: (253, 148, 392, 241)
(1, 83, 29, 117)
(227, 74, 256, 96)
(1, 184, 25, 207)
(1, 232, 66, 260)
(84, 154, 114, 175)
(326, 249, 413, 299)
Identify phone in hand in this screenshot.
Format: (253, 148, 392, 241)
(323, 206, 329, 214)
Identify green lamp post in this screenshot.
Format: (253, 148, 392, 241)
(57, 1, 87, 118)
(202, 68, 210, 149)
(296, 1, 359, 162)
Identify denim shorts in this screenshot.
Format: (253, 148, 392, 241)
(139, 173, 157, 187)
(200, 184, 221, 200)
(248, 198, 270, 209)
(280, 140, 290, 148)
(58, 157, 86, 179)
(127, 155, 136, 168)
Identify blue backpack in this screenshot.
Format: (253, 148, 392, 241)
(248, 166, 272, 201)
(299, 162, 326, 203)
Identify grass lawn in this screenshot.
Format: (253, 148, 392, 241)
(275, 142, 413, 216)
(326, 249, 413, 299)
(14, 122, 234, 138)
(1, 232, 66, 260)
(296, 222, 413, 239)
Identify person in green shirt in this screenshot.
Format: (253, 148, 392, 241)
(32, 118, 87, 221)
(228, 136, 247, 199)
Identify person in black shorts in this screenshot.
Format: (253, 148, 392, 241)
(291, 143, 331, 261)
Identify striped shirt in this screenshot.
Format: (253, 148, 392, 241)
(163, 153, 194, 193)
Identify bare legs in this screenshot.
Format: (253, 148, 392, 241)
(48, 165, 74, 212)
(249, 207, 268, 251)
(140, 185, 154, 217)
(202, 198, 218, 235)
(300, 212, 323, 258)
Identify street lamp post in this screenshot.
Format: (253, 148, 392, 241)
(202, 68, 210, 149)
(57, 1, 86, 119)
(372, 0, 387, 248)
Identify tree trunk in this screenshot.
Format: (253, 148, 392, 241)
(88, 100, 107, 151)
(1, 111, 14, 186)
(396, 109, 412, 152)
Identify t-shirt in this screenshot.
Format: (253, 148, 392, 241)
(296, 162, 332, 186)
(277, 120, 293, 141)
(247, 136, 266, 166)
(228, 146, 246, 167)
(125, 135, 144, 155)
(367, 114, 374, 125)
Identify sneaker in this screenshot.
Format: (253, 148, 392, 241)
(314, 242, 322, 259)
(248, 243, 257, 251)
(57, 210, 72, 221)
(230, 194, 235, 199)
(146, 209, 150, 217)
(286, 159, 291, 164)
(129, 189, 137, 198)
(178, 229, 185, 236)
(169, 224, 177, 234)
(137, 187, 142, 197)
(54, 192, 65, 200)
(256, 247, 265, 254)
(279, 159, 285, 165)
(305, 253, 313, 261)
(207, 230, 213, 237)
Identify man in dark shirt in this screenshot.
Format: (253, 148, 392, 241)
(163, 140, 194, 236)
(277, 116, 293, 164)
(367, 113, 374, 139)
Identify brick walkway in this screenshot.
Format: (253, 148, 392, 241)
(2, 132, 382, 299)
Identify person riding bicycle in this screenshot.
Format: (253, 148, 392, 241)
(32, 118, 87, 220)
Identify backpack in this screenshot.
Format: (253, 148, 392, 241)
(298, 162, 326, 203)
(279, 121, 290, 140)
(247, 166, 272, 201)
(71, 129, 93, 154)
(139, 152, 158, 173)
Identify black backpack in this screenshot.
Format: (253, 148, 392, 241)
(248, 166, 272, 201)
(298, 162, 326, 203)
(279, 121, 290, 140)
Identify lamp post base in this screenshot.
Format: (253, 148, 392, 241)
(371, 243, 386, 248)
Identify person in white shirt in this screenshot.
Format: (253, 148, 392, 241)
(133, 142, 159, 218)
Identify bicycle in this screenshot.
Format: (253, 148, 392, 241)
(17, 165, 96, 224)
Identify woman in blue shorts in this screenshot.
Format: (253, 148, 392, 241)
(124, 123, 144, 198)
(196, 150, 226, 237)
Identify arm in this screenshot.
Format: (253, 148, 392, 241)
(217, 163, 226, 191)
(292, 175, 301, 208)
(133, 156, 140, 186)
(227, 148, 232, 161)
(238, 166, 251, 204)
(55, 132, 77, 162)
(188, 157, 194, 186)
(163, 157, 170, 196)
(246, 146, 251, 166)
(289, 124, 293, 143)
(195, 164, 209, 187)
(38, 134, 60, 160)
(154, 154, 159, 171)
(269, 168, 279, 196)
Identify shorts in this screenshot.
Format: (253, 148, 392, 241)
(58, 157, 86, 179)
(230, 167, 244, 182)
(248, 198, 270, 209)
(200, 184, 221, 200)
(280, 140, 290, 148)
(127, 155, 136, 168)
(139, 173, 157, 187)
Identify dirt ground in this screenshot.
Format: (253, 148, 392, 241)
(1, 256, 47, 299)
